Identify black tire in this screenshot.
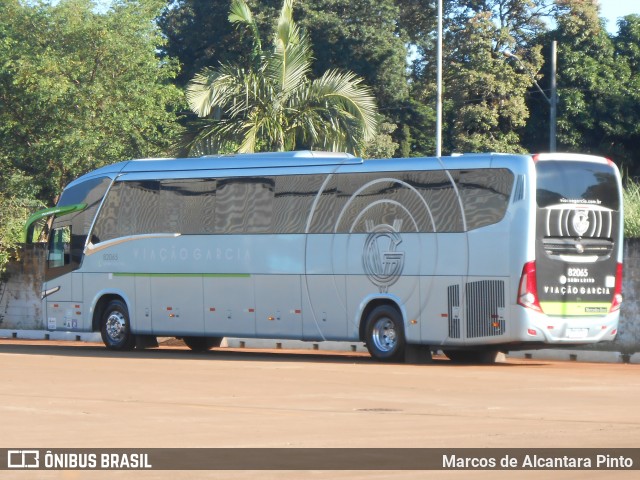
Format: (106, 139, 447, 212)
(364, 305, 405, 362)
(183, 336, 222, 352)
(100, 299, 136, 351)
(443, 350, 498, 364)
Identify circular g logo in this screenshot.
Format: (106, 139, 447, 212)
(362, 220, 405, 293)
(572, 209, 590, 236)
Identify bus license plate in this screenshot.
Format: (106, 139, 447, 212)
(566, 328, 589, 339)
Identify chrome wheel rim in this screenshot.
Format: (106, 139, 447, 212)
(372, 317, 397, 352)
(105, 311, 127, 343)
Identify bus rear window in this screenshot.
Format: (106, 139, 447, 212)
(536, 161, 619, 210)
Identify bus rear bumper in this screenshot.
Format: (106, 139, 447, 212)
(523, 312, 619, 344)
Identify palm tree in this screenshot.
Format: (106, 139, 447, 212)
(185, 0, 378, 156)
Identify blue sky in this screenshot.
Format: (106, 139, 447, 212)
(599, 0, 640, 32)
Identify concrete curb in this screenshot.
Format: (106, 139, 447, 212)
(0, 328, 101, 342)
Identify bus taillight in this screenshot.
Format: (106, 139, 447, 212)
(518, 261, 543, 313)
(610, 263, 623, 313)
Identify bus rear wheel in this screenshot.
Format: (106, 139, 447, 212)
(100, 299, 136, 351)
(364, 305, 405, 362)
(183, 336, 222, 352)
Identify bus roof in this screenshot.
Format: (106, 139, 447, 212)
(125, 151, 362, 172)
(533, 153, 613, 165)
(71, 151, 363, 185)
(66, 151, 620, 190)
(75, 151, 528, 176)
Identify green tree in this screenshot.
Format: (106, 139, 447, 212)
(0, 0, 184, 204)
(160, 0, 408, 106)
(362, 121, 399, 159)
(159, 0, 281, 87)
(616, 15, 640, 72)
(545, 0, 633, 165)
(160, 0, 406, 155)
(185, 0, 378, 155)
(390, 0, 439, 157)
(444, 1, 547, 153)
(609, 15, 640, 171)
(296, 0, 409, 108)
(0, 169, 44, 274)
(399, 0, 550, 156)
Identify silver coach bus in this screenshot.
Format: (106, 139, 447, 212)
(25, 151, 623, 362)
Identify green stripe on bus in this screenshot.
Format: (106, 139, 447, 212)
(540, 302, 611, 316)
(113, 273, 251, 278)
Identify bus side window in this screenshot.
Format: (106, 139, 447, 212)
(48, 225, 71, 269)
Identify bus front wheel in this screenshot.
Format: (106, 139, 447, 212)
(183, 336, 222, 352)
(364, 305, 405, 362)
(100, 299, 136, 351)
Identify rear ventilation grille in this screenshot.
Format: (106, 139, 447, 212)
(542, 237, 613, 259)
(447, 284, 461, 338)
(465, 280, 505, 338)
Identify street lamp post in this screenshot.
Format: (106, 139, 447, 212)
(436, 0, 443, 157)
(549, 40, 557, 153)
(504, 40, 557, 153)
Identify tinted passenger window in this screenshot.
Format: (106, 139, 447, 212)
(91, 168, 515, 242)
(273, 175, 324, 233)
(94, 180, 215, 241)
(306, 170, 494, 233)
(319, 172, 440, 233)
(455, 169, 514, 230)
(215, 178, 273, 233)
(161, 179, 216, 234)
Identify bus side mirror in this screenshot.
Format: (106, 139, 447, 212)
(22, 203, 87, 243)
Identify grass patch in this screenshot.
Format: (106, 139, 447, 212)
(624, 179, 640, 239)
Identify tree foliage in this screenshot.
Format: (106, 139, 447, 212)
(161, 0, 407, 155)
(184, 0, 378, 155)
(553, 0, 618, 151)
(0, 0, 184, 204)
(2, 0, 640, 206)
(533, 0, 640, 173)
(0, 0, 184, 269)
(612, 15, 640, 171)
(442, 1, 548, 153)
(159, 0, 282, 87)
(295, 0, 409, 107)
(161, 0, 408, 105)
